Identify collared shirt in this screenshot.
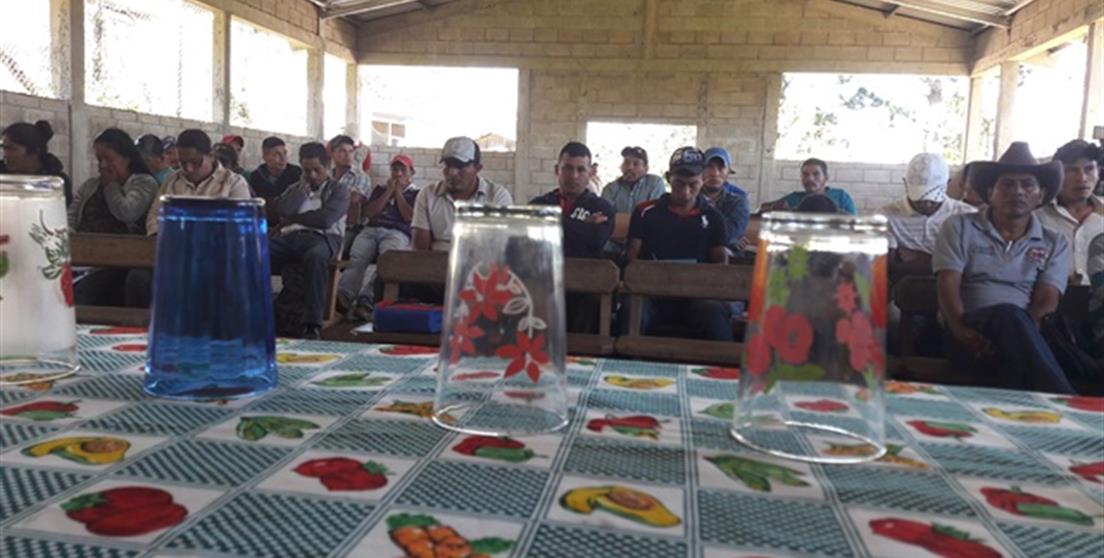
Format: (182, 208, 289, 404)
(333, 166, 371, 201)
(411, 176, 513, 251)
(781, 187, 857, 215)
(701, 188, 750, 248)
(365, 184, 419, 238)
(601, 174, 667, 214)
(628, 194, 727, 262)
(530, 189, 615, 259)
(1033, 196, 1104, 285)
(933, 210, 1071, 313)
(881, 197, 976, 254)
(146, 163, 251, 235)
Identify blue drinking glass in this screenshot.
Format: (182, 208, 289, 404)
(145, 197, 277, 399)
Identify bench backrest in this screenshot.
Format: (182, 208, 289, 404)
(70, 233, 157, 269)
(622, 260, 752, 300)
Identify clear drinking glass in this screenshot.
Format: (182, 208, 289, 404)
(733, 212, 888, 463)
(432, 204, 569, 436)
(145, 197, 277, 399)
(0, 175, 80, 385)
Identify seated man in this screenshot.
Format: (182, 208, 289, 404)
(601, 146, 667, 258)
(1089, 233, 1104, 360)
(761, 158, 857, 215)
(882, 153, 975, 279)
(412, 136, 513, 251)
(328, 135, 371, 256)
(249, 136, 302, 203)
(270, 142, 351, 339)
(702, 147, 750, 253)
(623, 147, 733, 341)
(129, 129, 251, 307)
(337, 154, 418, 321)
(1034, 140, 1103, 286)
(933, 142, 1074, 394)
(531, 141, 615, 333)
(135, 134, 175, 185)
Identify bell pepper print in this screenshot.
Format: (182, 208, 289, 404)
(870, 517, 1002, 558)
(908, 420, 976, 440)
(62, 487, 187, 537)
(452, 435, 536, 463)
(1, 400, 80, 422)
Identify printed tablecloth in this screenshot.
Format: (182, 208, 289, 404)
(1, 326, 1102, 558)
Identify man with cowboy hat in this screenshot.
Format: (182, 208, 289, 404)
(932, 142, 1074, 394)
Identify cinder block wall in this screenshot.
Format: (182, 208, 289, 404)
(356, 0, 976, 208)
(973, 0, 1103, 71)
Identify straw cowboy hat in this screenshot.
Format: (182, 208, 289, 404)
(970, 142, 1063, 206)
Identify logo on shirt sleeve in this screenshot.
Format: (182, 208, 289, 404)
(701, 215, 709, 229)
(1027, 247, 1049, 267)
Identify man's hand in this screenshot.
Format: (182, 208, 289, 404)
(734, 236, 750, 251)
(586, 212, 609, 224)
(949, 323, 991, 356)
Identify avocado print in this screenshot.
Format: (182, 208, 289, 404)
(236, 416, 320, 442)
(23, 437, 131, 465)
(706, 454, 810, 492)
(560, 485, 680, 528)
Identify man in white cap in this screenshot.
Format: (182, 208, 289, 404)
(881, 153, 975, 278)
(411, 136, 513, 251)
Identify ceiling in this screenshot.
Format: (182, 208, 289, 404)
(313, 0, 1038, 32)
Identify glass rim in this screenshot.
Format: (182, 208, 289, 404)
(763, 211, 888, 232)
(455, 202, 561, 221)
(0, 174, 64, 192)
(161, 195, 266, 208)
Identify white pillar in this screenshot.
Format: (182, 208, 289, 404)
(344, 62, 359, 139)
(994, 60, 1019, 155)
(1080, 21, 1103, 140)
(213, 10, 231, 126)
(307, 49, 323, 138)
(67, 0, 90, 186)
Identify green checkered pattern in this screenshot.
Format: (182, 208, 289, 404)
(0, 332, 1101, 557)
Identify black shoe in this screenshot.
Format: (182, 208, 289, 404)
(301, 324, 322, 340)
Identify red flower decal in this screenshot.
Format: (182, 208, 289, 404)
(745, 333, 771, 376)
(496, 332, 549, 383)
(834, 281, 856, 314)
(60, 263, 74, 307)
(871, 255, 887, 329)
(836, 311, 878, 371)
(458, 264, 513, 321)
(447, 319, 484, 364)
(775, 312, 814, 364)
(763, 305, 788, 347)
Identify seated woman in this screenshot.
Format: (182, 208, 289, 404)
(69, 128, 158, 306)
(0, 120, 72, 205)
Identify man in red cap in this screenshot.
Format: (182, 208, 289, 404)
(933, 142, 1074, 393)
(337, 154, 419, 320)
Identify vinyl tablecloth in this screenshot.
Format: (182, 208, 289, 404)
(1, 326, 1102, 558)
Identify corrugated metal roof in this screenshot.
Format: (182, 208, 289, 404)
(320, 0, 1037, 31)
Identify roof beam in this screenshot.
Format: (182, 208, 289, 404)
(1004, 0, 1039, 16)
(884, 0, 1010, 28)
(320, 0, 418, 20)
(885, 4, 901, 18)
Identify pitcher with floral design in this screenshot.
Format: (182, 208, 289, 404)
(432, 204, 568, 436)
(733, 212, 888, 463)
(0, 175, 79, 385)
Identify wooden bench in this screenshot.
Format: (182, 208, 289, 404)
(615, 260, 750, 366)
(69, 233, 347, 328)
(340, 250, 622, 356)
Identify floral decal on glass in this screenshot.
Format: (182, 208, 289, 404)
(447, 263, 549, 383)
(28, 210, 73, 307)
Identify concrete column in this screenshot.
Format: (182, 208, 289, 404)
(344, 62, 359, 139)
(513, 68, 531, 201)
(963, 75, 986, 161)
(307, 49, 324, 138)
(756, 73, 782, 208)
(67, 0, 90, 186)
(213, 10, 231, 125)
(1080, 21, 1103, 139)
(49, 0, 71, 99)
(994, 60, 1019, 154)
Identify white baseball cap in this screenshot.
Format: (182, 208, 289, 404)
(440, 136, 479, 165)
(904, 153, 949, 203)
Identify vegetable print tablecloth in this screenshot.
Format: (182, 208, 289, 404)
(1, 326, 1102, 558)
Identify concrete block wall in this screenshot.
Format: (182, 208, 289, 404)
(0, 91, 72, 174)
(973, 0, 1103, 72)
(356, 0, 975, 205)
(770, 160, 909, 212)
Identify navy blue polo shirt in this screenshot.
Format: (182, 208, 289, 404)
(531, 189, 615, 258)
(628, 194, 727, 262)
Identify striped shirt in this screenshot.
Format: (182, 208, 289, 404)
(881, 197, 976, 254)
(145, 163, 251, 235)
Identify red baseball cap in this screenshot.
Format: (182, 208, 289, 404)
(221, 134, 244, 148)
(390, 154, 415, 170)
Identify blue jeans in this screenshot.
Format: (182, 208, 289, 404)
(948, 303, 1074, 394)
(623, 298, 734, 342)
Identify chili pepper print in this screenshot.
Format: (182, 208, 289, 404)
(981, 486, 1095, 526)
(379, 345, 440, 356)
(1051, 396, 1104, 413)
(691, 366, 740, 380)
(907, 420, 977, 440)
(586, 415, 663, 440)
(794, 399, 849, 413)
(870, 517, 1002, 558)
(1069, 460, 1104, 484)
(452, 435, 536, 463)
(0, 400, 80, 422)
(62, 486, 187, 537)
